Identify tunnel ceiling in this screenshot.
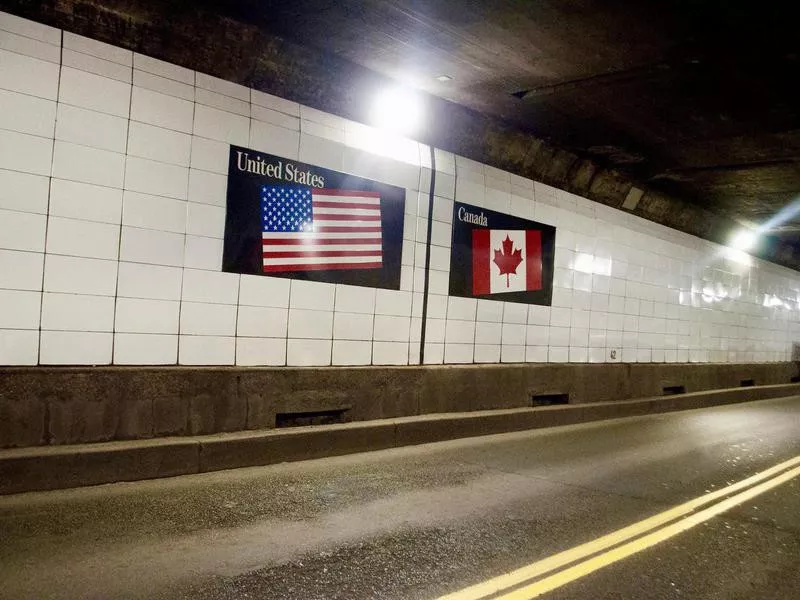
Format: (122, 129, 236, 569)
(6, 0, 800, 269)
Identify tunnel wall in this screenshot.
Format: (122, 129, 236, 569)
(1, 10, 799, 369)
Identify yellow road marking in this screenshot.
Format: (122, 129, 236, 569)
(497, 463, 800, 599)
(436, 455, 800, 600)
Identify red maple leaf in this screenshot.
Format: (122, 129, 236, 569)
(493, 235, 523, 287)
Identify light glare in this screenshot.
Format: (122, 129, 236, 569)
(370, 87, 423, 136)
(573, 253, 594, 273)
(572, 252, 612, 275)
(730, 229, 757, 251)
(723, 246, 752, 267)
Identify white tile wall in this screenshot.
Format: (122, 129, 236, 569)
(0, 289, 41, 329)
(196, 72, 249, 102)
(373, 341, 409, 365)
(43, 255, 117, 296)
(120, 226, 185, 267)
(55, 103, 128, 153)
(122, 191, 186, 233)
(114, 333, 178, 365)
(184, 235, 223, 271)
(39, 331, 112, 365)
(1, 10, 798, 367)
(186, 201, 225, 238)
(127, 121, 191, 166)
(61, 49, 131, 83)
(0, 49, 60, 99)
(287, 338, 331, 366)
(182, 268, 238, 304)
(0, 128, 53, 176)
(52, 141, 125, 188)
(117, 262, 182, 301)
(0, 30, 58, 63)
(0, 329, 39, 365)
(236, 337, 286, 366)
(333, 340, 372, 365)
(179, 335, 235, 365)
(252, 105, 299, 130)
(288, 308, 333, 339)
(63, 32, 131, 67)
(131, 86, 194, 133)
(187, 169, 227, 206)
(237, 306, 288, 338)
(50, 179, 123, 224)
(0, 249, 44, 291)
(250, 120, 300, 159)
(251, 88, 299, 117)
(124, 156, 188, 200)
(134, 70, 193, 101)
(334, 312, 374, 341)
(239, 274, 290, 307)
(41, 292, 115, 331)
(0, 209, 47, 252)
(190, 136, 229, 174)
(0, 88, 56, 138)
(374, 315, 411, 342)
(134, 53, 193, 86)
(0, 169, 49, 213)
(115, 298, 179, 334)
(46, 217, 120, 260)
(335, 284, 376, 314)
(179, 301, 236, 336)
(290, 279, 335, 311)
(194, 104, 249, 145)
(196, 88, 249, 116)
(59, 66, 130, 117)
(0, 11, 60, 44)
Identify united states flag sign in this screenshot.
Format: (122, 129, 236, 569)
(261, 184, 383, 273)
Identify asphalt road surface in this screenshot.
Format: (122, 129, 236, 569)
(1, 396, 798, 600)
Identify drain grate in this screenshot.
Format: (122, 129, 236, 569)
(275, 408, 348, 428)
(531, 393, 570, 407)
(662, 385, 686, 395)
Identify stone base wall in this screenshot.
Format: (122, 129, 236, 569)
(1, 362, 797, 448)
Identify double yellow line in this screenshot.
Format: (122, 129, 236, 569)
(435, 455, 800, 600)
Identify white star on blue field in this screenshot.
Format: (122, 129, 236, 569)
(261, 185, 313, 232)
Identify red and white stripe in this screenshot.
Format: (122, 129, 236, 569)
(262, 189, 383, 272)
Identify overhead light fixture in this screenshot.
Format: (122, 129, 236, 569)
(369, 86, 424, 136)
(729, 229, 758, 252)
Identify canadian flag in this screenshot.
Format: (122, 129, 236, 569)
(472, 229, 542, 295)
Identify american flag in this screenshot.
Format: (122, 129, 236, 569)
(261, 184, 383, 272)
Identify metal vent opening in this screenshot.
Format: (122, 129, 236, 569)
(531, 393, 570, 407)
(276, 408, 348, 428)
(662, 385, 686, 395)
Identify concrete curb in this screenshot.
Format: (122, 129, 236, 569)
(3, 362, 797, 449)
(2, 383, 799, 495)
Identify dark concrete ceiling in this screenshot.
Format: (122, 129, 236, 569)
(217, 0, 800, 242)
(5, 0, 799, 269)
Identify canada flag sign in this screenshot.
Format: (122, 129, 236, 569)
(449, 201, 555, 305)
